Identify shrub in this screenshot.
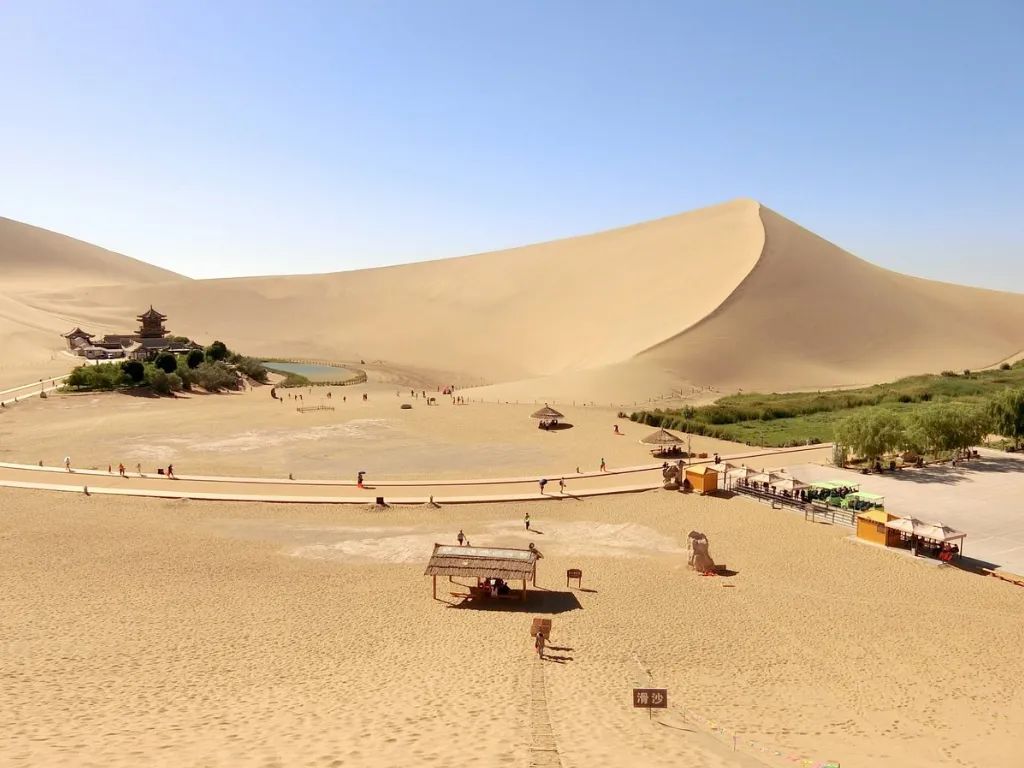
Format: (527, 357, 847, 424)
(1000, 362, 1012, 371)
(205, 340, 229, 362)
(193, 361, 238, 392)
(186, 349, 205, 369)
(940, 370, 958, 377)
(150, 370, 172, 395)
(233, 356, 269, 383)
(122, 360, 146, 383)
(155, 352, 177, 374)
(65, 363, 126, 391)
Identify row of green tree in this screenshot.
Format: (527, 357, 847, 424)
(65, 341, 268, 395)
(834, 389, 1024, 463)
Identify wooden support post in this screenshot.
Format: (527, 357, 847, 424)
(432, 575, 437, 600)
(522, 579, 527, 601)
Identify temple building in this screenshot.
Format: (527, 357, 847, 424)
(62, 307, 201, 361)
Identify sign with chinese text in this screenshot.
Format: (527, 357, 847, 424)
(632, 688, 668, 708)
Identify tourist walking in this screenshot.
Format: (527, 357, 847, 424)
(64, 456, 71, 472)
(166, 464, 175, 479)
(357, 471, 365, 488)
(136, 463, 142, 476)
(558, 478, 565, 494)
(600, 457, 607, 472)
(534, 630, 546, 659)
(539, 478, 547, 494)
(524, 512, 531, 531)
(118, 463, 126, 477)
(457, 529, 465, 546)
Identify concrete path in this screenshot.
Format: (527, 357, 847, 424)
(786, 450, 1024, 576)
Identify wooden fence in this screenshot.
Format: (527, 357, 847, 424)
(297, 405, 335, 413)
(733, 486, 856, 528)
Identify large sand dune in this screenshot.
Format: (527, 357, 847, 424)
(3, 200, 1022, 398)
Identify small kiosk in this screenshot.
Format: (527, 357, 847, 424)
(855, 508, 901, 547)
(684, 465, 719, 495)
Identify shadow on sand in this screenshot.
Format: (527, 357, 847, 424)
(449, 589, 582, 615)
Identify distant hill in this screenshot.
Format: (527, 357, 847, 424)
(3, 201, 1023, 400)
(0, 216, 186, 290)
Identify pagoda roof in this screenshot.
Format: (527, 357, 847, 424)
(62, 327, 94, 338)
(137, 305, 167, 320)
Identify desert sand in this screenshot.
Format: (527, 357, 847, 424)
(2, 486, 1022, 768)
(4, 199, 1024, 399)
(3, 201, 1024, 767)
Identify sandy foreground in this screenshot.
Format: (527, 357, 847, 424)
(2, 486, 1022, 768)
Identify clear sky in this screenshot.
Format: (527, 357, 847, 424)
(1, 1, 1021, 288)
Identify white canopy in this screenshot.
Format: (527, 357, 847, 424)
(885, 516, 966, 542)
(884, 516, 925, 534)
(913, 522, 966, 543)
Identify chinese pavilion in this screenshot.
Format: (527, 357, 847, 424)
(137, 306, 169, 338)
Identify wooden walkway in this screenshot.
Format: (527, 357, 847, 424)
(529, 659, 562, 768)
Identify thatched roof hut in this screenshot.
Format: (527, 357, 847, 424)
(640, 428, 684, 446)
(531, 404, 564, 420)
(424, 543, 541, 600)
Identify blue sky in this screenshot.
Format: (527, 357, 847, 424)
(1, 1, 1021, 288)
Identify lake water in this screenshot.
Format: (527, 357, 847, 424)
(262, 361, 355, 382)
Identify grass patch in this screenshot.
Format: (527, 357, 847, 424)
(631, 365, 1024, 447)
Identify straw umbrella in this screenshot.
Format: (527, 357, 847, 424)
(531, 404, 564, 429)
(531, 404, 564, 421)
(640, 428, 684, 448)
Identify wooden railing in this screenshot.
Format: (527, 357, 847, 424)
(296, 405, 335, 413)
(732, 485, 856, 528)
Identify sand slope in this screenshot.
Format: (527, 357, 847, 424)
(0, 216, 186, 289)
(3, 200, 1023, 398)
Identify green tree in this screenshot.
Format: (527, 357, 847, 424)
(121, 360, 146, 383)
(186, 349, 205, 369)
(988, 388, 1024, 449)
(205, 340, 229, 362)
(834, 409, 904, 463)
(154, 353, 177, 374)
(907, 403, 990, 457)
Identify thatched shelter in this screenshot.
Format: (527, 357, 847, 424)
(640, 427, 684, 447)
(531, 404, 564, 420)
(424, 543, 540, 601)
(531, 404, 565, 429)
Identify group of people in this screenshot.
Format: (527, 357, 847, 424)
(481, 577, 511, 597)
(537, 478, 566, 495)
(63, 458, 175, 479)
(910, 535, 960, 561)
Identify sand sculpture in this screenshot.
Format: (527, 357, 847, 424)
(687, 530, 722, 573)
(662, 462, 682, 490)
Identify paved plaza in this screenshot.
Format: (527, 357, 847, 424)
(788, 449, 1024, 575)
